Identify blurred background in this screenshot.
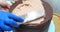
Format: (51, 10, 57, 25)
(43, 0, 60, 32)
(43, 0, 60, 15)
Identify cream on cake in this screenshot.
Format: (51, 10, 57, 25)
(12, 0, 45, 25)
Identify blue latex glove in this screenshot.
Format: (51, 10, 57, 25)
(0, 10, 24, 31)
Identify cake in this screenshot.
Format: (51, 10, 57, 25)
(9, 0, 53, 32)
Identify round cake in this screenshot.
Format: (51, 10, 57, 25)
(9, 0, 53, 32)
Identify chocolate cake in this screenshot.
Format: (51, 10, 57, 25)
(9, 0, 53, 32)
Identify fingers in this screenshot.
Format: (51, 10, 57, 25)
(8, 13, 24, 22)
(0, 29, 3, 32)
(5, 19, 19, 27)
(0, 31, 2, 32)
(0, 23, 12, 31)
(0, 28, 4, 32)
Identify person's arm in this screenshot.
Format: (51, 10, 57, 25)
(0, 0, 11, 10)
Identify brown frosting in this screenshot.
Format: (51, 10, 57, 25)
(9, 0, 53, 32)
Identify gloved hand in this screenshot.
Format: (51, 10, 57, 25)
(0, 10, 24, 32)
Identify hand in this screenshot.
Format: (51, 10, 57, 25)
(0, 10, 24, 32)
(0, 0, 11, 10)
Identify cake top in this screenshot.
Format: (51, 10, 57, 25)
(12, 0, 45, 16)
(9, 0, 53, 26)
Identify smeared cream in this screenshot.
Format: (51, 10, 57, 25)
(12, 0, 45, 24)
